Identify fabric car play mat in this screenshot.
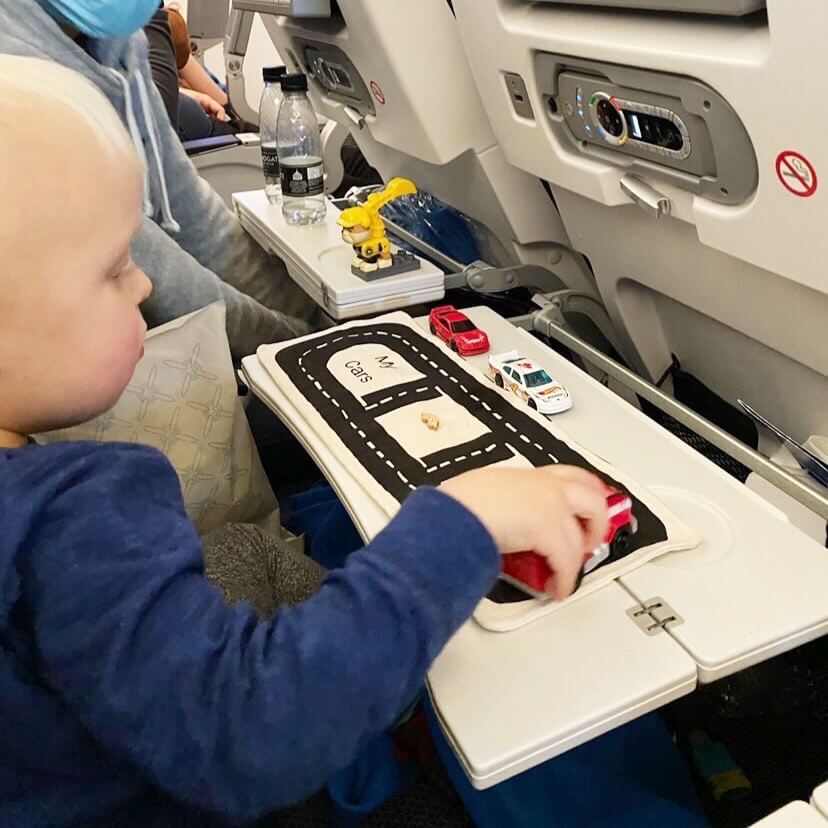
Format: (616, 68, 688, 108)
(258, 312, 700, 632)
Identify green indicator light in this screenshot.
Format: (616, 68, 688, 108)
(589, 94, 597, 107)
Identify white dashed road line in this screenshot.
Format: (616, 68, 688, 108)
(294, 327, 554, 485)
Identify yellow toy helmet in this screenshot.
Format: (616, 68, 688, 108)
(337, 205, 372, 230)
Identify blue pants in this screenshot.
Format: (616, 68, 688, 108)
(284, 483, 707, 827)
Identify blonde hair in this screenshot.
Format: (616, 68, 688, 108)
(0, 54, 137, 163)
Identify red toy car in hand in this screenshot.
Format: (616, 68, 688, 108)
(428, 305, 490, 356)
(500, 485, 638, 598)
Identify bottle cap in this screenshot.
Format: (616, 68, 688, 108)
(280, 73, 308, 93)
(262, 66, 287, 83)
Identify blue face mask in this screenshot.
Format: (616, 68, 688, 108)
(39, 0, 160, 39)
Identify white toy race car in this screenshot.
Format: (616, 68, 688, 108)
(487, 350, 572, 415)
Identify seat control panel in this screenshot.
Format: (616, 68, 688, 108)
(536, 54, 758, 204)
(580, 90, 691, 161)
(294, 39, 376, 116)
(530, 0, 765, 15)
(558, 71, 708, 177)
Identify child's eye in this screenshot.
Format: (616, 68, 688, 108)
(111, 257, 132, 281)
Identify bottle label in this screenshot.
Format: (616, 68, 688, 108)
(280, 162, 324, 197)
(261, 146, 280, 178)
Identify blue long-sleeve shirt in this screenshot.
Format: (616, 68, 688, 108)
(0, 443, 499, 827)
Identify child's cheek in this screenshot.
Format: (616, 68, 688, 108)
(113, 315, 145, 384)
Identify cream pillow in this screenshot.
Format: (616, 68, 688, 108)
(36, 302, 279, 534)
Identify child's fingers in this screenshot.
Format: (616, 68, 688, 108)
(537, 514, 583, 600)
(561, 482, 610, 552)
(580, 517, 608, 555)
(542, 465, 606, 493)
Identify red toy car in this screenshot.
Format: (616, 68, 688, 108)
(500, 486, 638, 598)
(428, 305, 490, 356)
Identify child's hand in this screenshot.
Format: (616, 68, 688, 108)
(180, 88, 229, 122)
(440, 466, 610, 600)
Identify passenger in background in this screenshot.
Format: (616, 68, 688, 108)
(144, 3, 180, 127)
(0, 0, 323, 360)
(145, 3, 257, 141)
(143, 2, 381, 195)
(0, 57, 610, 827)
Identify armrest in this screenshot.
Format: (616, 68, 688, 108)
(183, 134, 244, 157)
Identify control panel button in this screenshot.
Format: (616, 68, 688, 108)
(589, 92, 630, 147)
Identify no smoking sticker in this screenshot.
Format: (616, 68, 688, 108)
(369, 81, 385, 105)
(776, 151, 818, 198)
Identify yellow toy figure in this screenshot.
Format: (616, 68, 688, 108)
(337, 178, 422, 280)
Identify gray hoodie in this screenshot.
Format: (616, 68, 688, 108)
(1, 0, 322, 358)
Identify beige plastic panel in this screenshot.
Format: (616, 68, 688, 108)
(555, 188, 828, 443)
(453, 0, 828, 442)
(428, 583, 696, 789)
(814, 782, 828, 820)
(751, 802, 828, 828)
(453, 0, 828, 293)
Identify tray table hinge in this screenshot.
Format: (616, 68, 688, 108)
(627, 597, 684, 636)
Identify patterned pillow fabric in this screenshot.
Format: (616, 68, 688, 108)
(36, 303, 280, 534)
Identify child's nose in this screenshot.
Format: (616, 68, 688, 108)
(136, 268, 153, 303)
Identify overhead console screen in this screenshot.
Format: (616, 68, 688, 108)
(529, 0, 765, 15)
(533, 54, 758, 204)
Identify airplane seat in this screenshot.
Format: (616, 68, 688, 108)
(246, 0, 604, 311)
(186, 0, 232, 64)
(451, 0, 827, 448)
(185, 133, 265, 209)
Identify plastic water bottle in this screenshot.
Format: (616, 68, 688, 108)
(277, 73, 326, 225)
(259, 65, 286, 203)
